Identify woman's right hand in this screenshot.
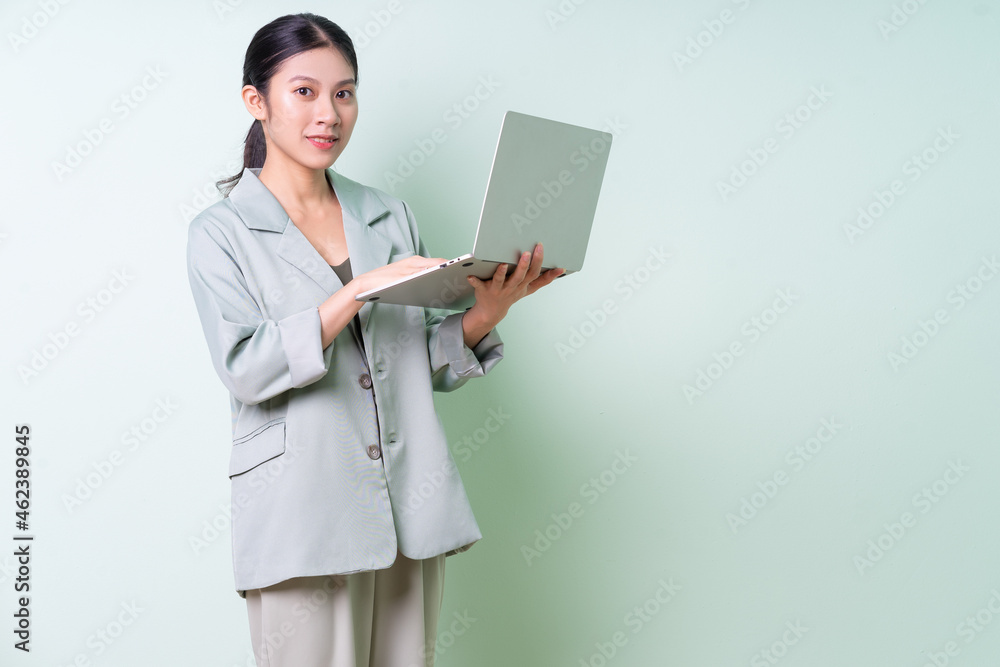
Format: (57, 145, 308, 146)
(352, 254, 446, 296)
(320, 255, 446, 349)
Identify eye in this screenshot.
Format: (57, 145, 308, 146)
(336, 89, 354, 100)
(295, 87, 312, 96)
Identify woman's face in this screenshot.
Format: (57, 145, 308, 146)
(247, 47, 358, 171)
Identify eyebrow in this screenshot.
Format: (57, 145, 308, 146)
(286, 75, 355, 87)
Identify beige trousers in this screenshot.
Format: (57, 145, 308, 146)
(245, 551, 445, 667)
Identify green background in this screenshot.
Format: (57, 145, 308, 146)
(4, 0, 999, 665)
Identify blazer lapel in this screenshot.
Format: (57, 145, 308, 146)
(229, 167, 392, 334)
(276, 222, 344, 295)
(329, 169, 392, 334)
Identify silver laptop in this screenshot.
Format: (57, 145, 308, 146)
(355, 110, 613, 310)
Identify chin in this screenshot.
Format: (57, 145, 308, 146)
(300, 153, 338, 172)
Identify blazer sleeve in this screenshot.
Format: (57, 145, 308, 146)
(397, 200, 505, 392)
(425, 302, 504, 393)
(186, 215, 333, 406)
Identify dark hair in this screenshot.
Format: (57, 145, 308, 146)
(215, 13, 358, 198)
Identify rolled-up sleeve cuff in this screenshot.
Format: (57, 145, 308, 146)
(471, 324, 503, 370)
(438, 312, 504, 378)
(277, 307, 328, 387)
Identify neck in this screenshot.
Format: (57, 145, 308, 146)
(257, 157, 335, 213)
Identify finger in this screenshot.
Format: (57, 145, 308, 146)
(411, 257, 447, 271)
(408, 256, 446, 264)
(411, 260, 440, 274)
(508, 250, 532, 286)
(526, 268, 564, 295)
(490, 261, 510, 288)
(526, 243, 545, 279)
(544, 267, 565, 279)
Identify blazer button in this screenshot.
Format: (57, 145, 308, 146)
(358, 373, 372, 390)
(367, 443, 381, 460)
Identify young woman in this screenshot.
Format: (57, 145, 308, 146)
(185, 12, 562, 667)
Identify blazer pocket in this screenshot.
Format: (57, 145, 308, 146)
(229, 419, 286, 477)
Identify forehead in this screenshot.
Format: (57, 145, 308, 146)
(274, 47, 354, 85)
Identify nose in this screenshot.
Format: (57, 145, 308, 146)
(322, 95, 340, 127)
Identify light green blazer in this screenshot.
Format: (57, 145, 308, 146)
(186, 166, 503, 598)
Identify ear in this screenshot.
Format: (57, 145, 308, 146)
(242, 85, 267, 122)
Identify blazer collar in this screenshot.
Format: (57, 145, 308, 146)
(228, 166, 394, 334)
(228, 166, 389, 231)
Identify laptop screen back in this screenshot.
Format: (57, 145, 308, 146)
(471, 110, 613, 271)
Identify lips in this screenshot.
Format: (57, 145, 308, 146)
(307, 135, 338, 150)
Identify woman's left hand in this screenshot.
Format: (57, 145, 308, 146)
(465, 242, 565, 327)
